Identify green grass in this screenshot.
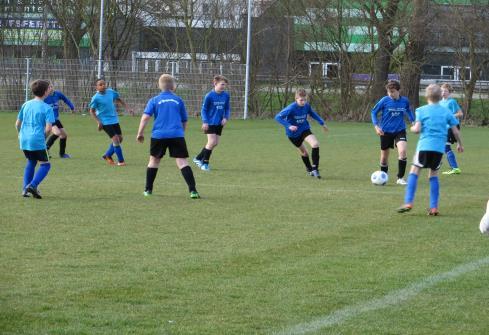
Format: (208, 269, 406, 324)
(1, 113, 488, 335)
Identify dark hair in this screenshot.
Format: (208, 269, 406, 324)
(95, 78, 105, 85)
(213, 75, 229, 84)
(30, 80, 50, 97)
(385, 80, 401, 91)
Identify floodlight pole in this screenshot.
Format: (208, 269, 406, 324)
(243, 0, 252, 120)
(97, 0, 105, 79)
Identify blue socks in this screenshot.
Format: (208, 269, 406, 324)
(113, 145, 125, 163)
(30, 162, 51, 188)
(429, 176, 440, 209)
(104, 143, 115, 158)
(404, 173, 419, 205)
(445, 144, 458, 168)
(23, 160, 37, 190)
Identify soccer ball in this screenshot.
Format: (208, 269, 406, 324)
(479, 201, 489, 236)
(371, 171, 388, 186)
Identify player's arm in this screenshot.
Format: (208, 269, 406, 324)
(275, 108, 295, 131)
(308, 106, 328, 132)
(181, 100, 189, 131)
(60, 92, 75, 112)
(410, 121, 421, 134)
(136, 114, 151, 143)
(451, 125, 464, 152)
(222, 95, 230, 126)
(115, 98, 134, 115)
(89, 108, 103, 131)
(201, 95, 210, 131)
(15, 119, 22, 133)
(455, 108, 463, 119)
(371, 100, 384, 135)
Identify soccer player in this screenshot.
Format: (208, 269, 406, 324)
(275, 88, 328, 179)
(15, 79, 55, 199)
(44, 84, 75, 158)
(89, 79, 133, 166)
(193, 75, 231, 171)
(440, 83, 463, 175)
(371, 80, 415, 185)
(397, 84, 464, 215)
(136, 74, 200, 199)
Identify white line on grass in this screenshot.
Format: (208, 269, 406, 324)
(273, 256, 489, 335)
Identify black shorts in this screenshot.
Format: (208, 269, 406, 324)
(150, 137, 189, 158)
(288, 129, 313, 148)
(380, 130, 407, 150)
(52, 119, 64, 128)
(205, 125, 224, 136)
(447, 125, 460, 144)
(102, 123, 122, 138)
(23, 149, 49, 162)
(412, 151, 443, 170)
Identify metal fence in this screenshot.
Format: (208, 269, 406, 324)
(0, 58, 246, 118)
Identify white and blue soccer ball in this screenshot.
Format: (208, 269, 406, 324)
(371, 171, 389, 186)
(479, 201, 489, 236)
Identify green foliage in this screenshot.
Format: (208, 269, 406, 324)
(1, 114, 489, 334)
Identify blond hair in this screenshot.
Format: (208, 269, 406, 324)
(158, 74, 175, 91)
(295, 88, 307, 98)
(425, 84, 442, 103)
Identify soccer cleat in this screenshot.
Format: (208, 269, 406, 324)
(117, 161, 127, 166)
(200, 163, 210, 171)
(26, 185, 42, 199)
(442, 168, 461, 175)
(21, 189, 30, 197)
(397, 204, 413, 213)
(143, 190, 152, 197)
(307, 170, 314, 177)
(193, 157, 203, 167)
(428, 208, 439, 216)
(102, 155, 116, 165)
(396, 178, 407, 185)
(311, 169, 321, 179)
(190, 191, 201, 199)
(60, 153, 71, 159)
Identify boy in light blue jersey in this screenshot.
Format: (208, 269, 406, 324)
(15, 79, 55, 199)
(44, 84, 75, 158)
(371, 80, 415, 185)
(275, 88, 328, 179)
(398, 84, 464, 215)
(89, 79, 133, 166)
(193, 75, 231, 171)
(440, 83, 463, 175)
(137, 74, 200, 199)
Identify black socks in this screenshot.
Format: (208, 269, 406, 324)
(398, 158, 407, 179)
(145, 167, 158, 192)
(180, 166, 197, 192)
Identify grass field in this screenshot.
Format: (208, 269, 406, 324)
(1, 112, 488, 335)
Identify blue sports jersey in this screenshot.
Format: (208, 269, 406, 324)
(415, 103, 459, 153)
(371, 96, 414, 133)
(144, 91, 188, 139)
(17, 99, 55, 151)
(89, 88, 120, 125)
(44, 91, 74, 120)
(439, 98, 462, 116)
(275, 102, 325, 138)
(201, 90, 230, 125)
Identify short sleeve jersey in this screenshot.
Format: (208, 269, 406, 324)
(17, 99, 55, 150)
(89, 88, 120, 125)
(415, 103, 459, 153)
(44, 91, 74, 120)
(143, 91, 188, 139)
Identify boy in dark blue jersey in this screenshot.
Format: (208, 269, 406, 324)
(193, 75, 231, 171)
(137, 74, 200, 199)
(15, 79, 55, 199)
(371, 80, 415, 185)
(44, 84, 75, 158)
(275, 88, 328, 179)
(440, 83, 463, 175)
(398, 84, 463, 215)
(89, 79, 133, 166)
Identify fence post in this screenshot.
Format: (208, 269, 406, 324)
(25, 58, 31, 102)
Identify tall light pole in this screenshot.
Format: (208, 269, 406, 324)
(243, 0, 252, 120)
(97, 0, 105, 79)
